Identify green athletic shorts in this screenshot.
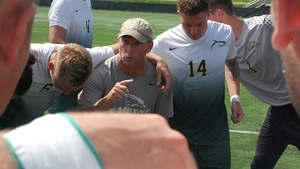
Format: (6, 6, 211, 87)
(189, 138, 231, 169)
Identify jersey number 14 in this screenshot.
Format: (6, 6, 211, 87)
(188, 59, 207, 77)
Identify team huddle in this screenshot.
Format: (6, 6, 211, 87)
(0, 0, 300, 168)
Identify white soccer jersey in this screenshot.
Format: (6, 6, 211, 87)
(19, 43, 115, 118)
(236, 15, 291, 106)
(152, 21, 236, 145)
(49, 0, 94, 48)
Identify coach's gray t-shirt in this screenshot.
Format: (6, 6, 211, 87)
(79, 54, 174, 118)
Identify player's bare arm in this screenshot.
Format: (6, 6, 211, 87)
(0, 113, 197, 169)
(49, 26, 69, 44)
(70, 113, 197, 169)
(225, 58, 240, 97)
(145, 52, 172, 93)
(225, 58, 244, 123)
(225, 58, 239, 80)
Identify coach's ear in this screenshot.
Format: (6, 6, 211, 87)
(146, 42, 153, 53)
(0, 0, 36, 66)
(272, 0, 300, 50)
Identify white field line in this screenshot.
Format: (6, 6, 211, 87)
(229, 130, 259, 134)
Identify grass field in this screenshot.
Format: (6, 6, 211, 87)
(33, 6, 299, 169)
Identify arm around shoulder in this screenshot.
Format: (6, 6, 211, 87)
(145, 52, 172, 93)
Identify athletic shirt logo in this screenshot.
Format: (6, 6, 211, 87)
(110, 94, 151, 113)
(211, 40, 226, 51)
(122, 94, 146, 108)
(248, 41, 260, 52)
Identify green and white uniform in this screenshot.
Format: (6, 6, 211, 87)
(48, 0, 95, 113)
(151, 20, 236, 168)
(237, 15, 300, 169)
(0, 43, 115, 129)
(49, 0, 94, 48)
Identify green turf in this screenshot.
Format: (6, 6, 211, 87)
(34, 6, 299, 169)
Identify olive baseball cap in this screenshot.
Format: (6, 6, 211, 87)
(118, 18, 153, 43)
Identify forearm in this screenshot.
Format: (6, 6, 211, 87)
(92, 96, 114, 111)
(0, 113, 197, 169)
(78, 97, 113, 111)
(225, 58, 240, 97)
(69, 113, 197, 169)
(225, 58, 244, 123)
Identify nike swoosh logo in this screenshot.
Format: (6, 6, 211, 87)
(149, 78, 165, 86)
(169, 47, 178, 51)
(75, 9, 80, 12)
(149, 82, 156, 86)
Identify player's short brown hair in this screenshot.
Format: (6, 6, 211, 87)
(207, 0, 235, 16)
(54, 43, 93, 89)
(177, 0, 209, 16)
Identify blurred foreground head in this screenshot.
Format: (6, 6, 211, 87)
(0, 0, 38, 115)
(271, 0, 300, 116)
